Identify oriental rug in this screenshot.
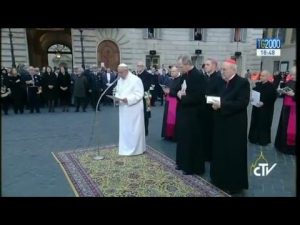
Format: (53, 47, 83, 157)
(52, 145, 229, 197)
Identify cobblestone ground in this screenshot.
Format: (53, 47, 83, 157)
(2, 98, 296, 197)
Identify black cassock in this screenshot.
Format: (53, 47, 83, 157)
(176, 67, 206, 175)
(138, 70, 153, 136)
(248, 81, 277, 146)
(275, 80, 296, 155)
(161, 75, 182, 140)
(202, 71, 223, 161)
(211, 75, 250, 193)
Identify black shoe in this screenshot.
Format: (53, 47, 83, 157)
(175, 165, 181, 170)
(182, 171, 193, 175)
(226, 189, 243, 195)
(195, 171, 205, 176)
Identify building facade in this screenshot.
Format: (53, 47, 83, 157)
(1, 28, 265, 75)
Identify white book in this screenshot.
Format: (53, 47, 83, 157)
(181, 80, 187, 91)
(206, 96, 221, 104)
(250, 90, 260, 106)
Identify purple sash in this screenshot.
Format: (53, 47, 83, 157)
(283, 95, 296, 146)
(166, 96, 178, 138)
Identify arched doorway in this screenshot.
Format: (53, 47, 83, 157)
(26, 28, 72, 68)
(97, 40, 120, 71)
(48, 44, 72, 69)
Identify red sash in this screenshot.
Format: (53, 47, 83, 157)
(283, 95, 296, 146)
(166, 96, 178, 138)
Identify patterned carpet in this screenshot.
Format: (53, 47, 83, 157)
(53, 145, 229, 197)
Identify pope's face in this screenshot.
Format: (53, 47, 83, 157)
(118, 68, 128, 79)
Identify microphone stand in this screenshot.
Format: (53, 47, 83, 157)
(93, 75, 119, 160)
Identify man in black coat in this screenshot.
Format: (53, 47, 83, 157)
(175, 55, 207, 175)
(210, 59, 250, 194)
(202, 58, 223, 161)
(136, 61, 153, 136)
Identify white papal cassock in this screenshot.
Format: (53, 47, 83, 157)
(115, 72, 146, 156)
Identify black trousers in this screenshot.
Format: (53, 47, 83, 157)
(28, 88, 40, 113)
(75, 97, 86, 111)
(13, 99, 24, 114)
(2, 97, 10, 114)
(143, 98, 150, 135)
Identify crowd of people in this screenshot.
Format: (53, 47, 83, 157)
(1, 59, 296, 195)
(1, 64, 122, 114)
(157, 57, 296, 194)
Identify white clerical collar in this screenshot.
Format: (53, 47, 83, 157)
(228, 73, 236, 81)
(207, 71, 216, 76)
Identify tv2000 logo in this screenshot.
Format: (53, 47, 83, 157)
(256, 38, 281, 49)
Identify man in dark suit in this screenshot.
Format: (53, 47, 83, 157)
(101, 68, 116, 105)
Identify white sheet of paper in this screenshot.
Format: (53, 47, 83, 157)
(106, 95, 122, 101)
(181, 80, 187, 91)
(206, 96, 220, 104)
(250, 90, 260, 106)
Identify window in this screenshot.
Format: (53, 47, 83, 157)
(234, 28, 242, 42)
(148, 28, 155, 39)
(262, 29, 268, 38)
(272, 28, 286, 44)
(272, 28, 278, 38)
(280, 61, 289, 72)
(194, 28, 202, 41)
(191, 28, 207, 41)
(47, 44, 72, 69)
(291, 29, 296, 43)
(143, 28, 162, 39)
(278, 28, 286, 44)
(146, 55, 160, 70)
(273, 61, 280, 74)
(231, 28, 247, 42)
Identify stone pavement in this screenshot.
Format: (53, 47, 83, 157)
(1, 98, 296, 197)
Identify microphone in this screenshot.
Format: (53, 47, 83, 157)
(95, 74, 120, 111)
(92, 74, 120, 160)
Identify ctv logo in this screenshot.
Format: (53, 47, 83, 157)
(250, 151, 277, 176)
